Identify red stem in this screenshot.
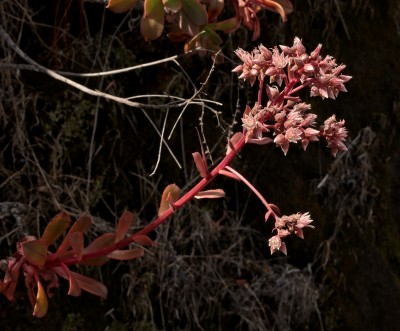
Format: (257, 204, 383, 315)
(52, 135, 247, 266)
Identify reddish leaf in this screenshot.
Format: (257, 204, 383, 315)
(33, 280, 48, 318)
(194, 189, 225, 199)
(192, 152, 208, 178)
(80, 256, 109, 267)
(69, 232, 84, 261)
(115, 210, 134, 243)
(106, 0, 140, 13)
(248, 137, 273, 145)
(206, 0, 224, 22)
(57, 214, 92, 255)
(141, 0, 165, 41)
(40, 211, 71, 247)
(69, 214, 92, 234)
(107, 247, 144, 260)
(269, 203, 281, 215)
(226, 132, 244, 154)
(258, 0, 293, 22)
(84, 233, 116, 254)
(60, 265, 82, 297)
(21, 240, 47, 268)
(132, 235, 156, 247)
(2, 280, 17, 302)
(218, 169, 241, 181)
(52, 267, 107, 299)
(159, 184, 180, 216)
(265, 210, 273, 222)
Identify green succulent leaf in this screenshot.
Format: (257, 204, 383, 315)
(33, 280, 48, 318)
(106, 0, 140, 13)
(141, 0, 165, 41)
(158, 184, 180, 216)
(40, 211, 71, 247)
(21, 240, 47, 268)
(208, 17, 240, 32)
(182, 0, 208, 26)
(162, 0, 182, 12)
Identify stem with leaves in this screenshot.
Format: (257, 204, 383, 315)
(0, 37, 351, 317)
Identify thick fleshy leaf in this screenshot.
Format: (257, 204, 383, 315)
(69, 214, 92, 234)
(73, 272, 107, 299)
(192, 152, 208, 178)
(2, 280, 17, 302)
(208, 17, 240, 32)
(57, 215, 92, 255)
(65, 267, 81, 297)
(84, 233, 116, 254)
(1, 258, 21, 301)
(226, 132, 244, 154)
(107, 247, 144, 260)
(69, 232, 84, 261)
(80, 256, 109, 267)
(269, 203, 281, 215)
(21, 240, 47, 268)
(203, 27, 222, 46)
(174, 10, 199, 36)
(52, 267, 108, 299)
(40, 211, 71, 247)
(106, 0, 140, 13)
(141, 0, 165, 41)
(115, 210, 134, 243)
(258, 0, 293, 22)
(163, 0, 182, 12)
(206, 0, 224, 22)
(218, 169, 241, 181)
(265, 210, 273, 222)
(273, 0, 293, 15)
(182, 0, 208, 26)
(132, 235, 156, 247)
(194, 189, 225, 199)
(248, 137, 273, 145)
(33, 280, 48, 318)
(158, 184, 180, 216)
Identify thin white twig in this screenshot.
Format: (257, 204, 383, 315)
(139, 108, 182, 170)
(149, 109, 169, 176)
(0, 25, 214, 111)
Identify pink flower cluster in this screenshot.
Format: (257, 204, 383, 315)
(233, 37, 352, 156)
(268, 212, 315, 255)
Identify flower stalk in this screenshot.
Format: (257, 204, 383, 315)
(0, 37, 351, 317)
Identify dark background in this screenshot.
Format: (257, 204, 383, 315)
(1, 0, 400, 330)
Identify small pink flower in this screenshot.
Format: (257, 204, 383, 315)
(285, 127, 302, 143)
(268, 235, 287, 255)
(296, 212, 315, 229)
(321, 115, 348, 157)
(274, 133, 290, 155)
